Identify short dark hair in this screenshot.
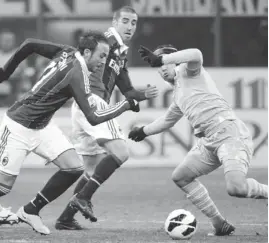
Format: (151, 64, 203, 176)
(113, 6, 137, 20)
(78, 30, 108, 55)
(153, 44, 178, 56)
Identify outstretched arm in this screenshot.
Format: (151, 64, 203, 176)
(1, 38, 67, 82)
(129, 102, 183, 142)
(116, 68, 158, 101)
(69, 66, 139, 126)
(144, 102, 183, 135)
(139, 45, 203, 71)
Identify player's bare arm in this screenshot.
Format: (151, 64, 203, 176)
(69, 67, 139, 126)
(128, 102, 183, 142)
(0, 38, 68, 82)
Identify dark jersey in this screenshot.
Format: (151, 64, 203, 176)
(4, 41, 131, 129)
(89, 28, 147, 103)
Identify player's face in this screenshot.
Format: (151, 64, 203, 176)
(85, 42, 109, 72)
(113, 11, 138, 44)
(158, 64, 176, 85)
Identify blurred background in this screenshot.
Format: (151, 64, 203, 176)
(0, 0, 267, 167)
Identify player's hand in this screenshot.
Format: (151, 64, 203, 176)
(127, 99, 140, 112)
(128, 126, 147, 142)
(138, 45, 163, 67)
(144, 84, 158, 99)
(0, 68, 7, 83)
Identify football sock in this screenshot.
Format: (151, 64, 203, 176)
(246, 178, 268, 199)
(181, 179, 225, 229)
(77, 154, 120, 200)
(24, 167, 84, 215)
(74, 173, 90, 195)
(58, 173, 90, 221)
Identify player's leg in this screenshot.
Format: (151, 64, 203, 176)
(219, 140, 268, 199)
(56, 153, 106, 230)
(76, 138, 129, 199)
(18, 124, 84, 235)
(172, 141, 235, 235)
(0, 117, 30, 225)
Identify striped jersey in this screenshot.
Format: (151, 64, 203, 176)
(6, 45, 130, 129)
(168, 64, 237, 136)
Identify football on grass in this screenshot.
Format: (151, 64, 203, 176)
(164, 209, 197, 240)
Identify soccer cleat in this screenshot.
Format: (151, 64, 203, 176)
(55, 219, 83, 230)
(0, 206, 19, 225)
(208, 220, 235, 236)
(16, 207, 50, 235)
(69, 195, 97, 222)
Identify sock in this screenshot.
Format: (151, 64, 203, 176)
(246, 178, 268, 199)
(74, 173, 90, 195)
(181, 179, 225, 229)
(24, 167, 84, 215)
(58, 173, 90, 221)
(77, 154, 120, 200)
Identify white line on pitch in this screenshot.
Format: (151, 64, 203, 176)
(97, 219, 268, 226)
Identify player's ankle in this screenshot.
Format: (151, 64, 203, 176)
(210, 214, 225, 229)
(23, 204, 39, 215)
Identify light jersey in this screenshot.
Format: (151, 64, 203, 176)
(172, 63, 236, 136)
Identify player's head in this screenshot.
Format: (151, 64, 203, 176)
(78, 31, 109, 72)
(112, 6, 138, 44)
(154, 44, 178, 85)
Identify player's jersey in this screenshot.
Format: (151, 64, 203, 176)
(89, 27, 133, 103)
(7, 47, 77, 129)
(172, 64, 236, 136)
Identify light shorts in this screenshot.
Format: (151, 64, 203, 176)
(178, 119, 253, 176)
(0, 114, 74, 175)
(71, 94, 125, 156)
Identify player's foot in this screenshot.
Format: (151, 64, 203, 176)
(17, 207, 50, 235)
(208, 220, 235, 236)
(55, 219, 83, 230)
(69, 195, 97, 222)
(0, 206, 19, 225)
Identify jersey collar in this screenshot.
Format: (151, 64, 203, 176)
(74, 51, 91, 77)
(108, 27, 129, 55)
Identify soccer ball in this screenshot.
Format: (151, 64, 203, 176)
(164, 209, 197, 240)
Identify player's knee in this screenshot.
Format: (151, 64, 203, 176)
(113, 148, 129, 165)
(172, 169, 195, 188)
(60, 166, 84, 178)
(107, 141, 129, 165)
(226, 179, 248, 197)
(0, 172, 16, 197)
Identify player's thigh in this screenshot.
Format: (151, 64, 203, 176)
(172, 141, 220, 186)
(101, 139, 129, 165)
(217, 137, 252, 176)
(34, 123, 83, 169)
(0, 124, 29, 188)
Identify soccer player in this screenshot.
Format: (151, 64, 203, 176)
(54, 6, 158, 229)
(0, 31, 139, 235)
(128, 44, 268, 236)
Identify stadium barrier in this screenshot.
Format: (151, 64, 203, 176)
(1, 67, 268, 168)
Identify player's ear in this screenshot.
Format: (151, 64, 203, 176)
(112, 19, 117, 28)
(84, 48, 92, 58)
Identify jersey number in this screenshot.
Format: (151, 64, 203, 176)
(31, 52, 68, 92)
(32, 61, 57, 92)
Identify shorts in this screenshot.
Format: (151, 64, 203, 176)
(0, 114, 74, 175)
(179, 119, 253, 177)
(71, 94, 125, 156)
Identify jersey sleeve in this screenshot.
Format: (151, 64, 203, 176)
(2, 38, 68, 80)
(69, 66, 131, 126)
(115, 61, 147, 101)
(144, 102, 183, 136)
